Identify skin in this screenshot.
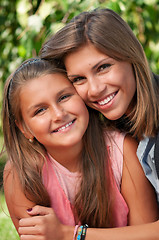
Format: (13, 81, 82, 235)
(4, 72, 158, 239)
(17, 73, 89, 170)
(4, 132, 158, 239)
(18, 206, 159, 240)
(65, 43, 136, 120)
(4, 72, 89, 230)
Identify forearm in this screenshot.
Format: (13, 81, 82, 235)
(62, 221, 159, 240)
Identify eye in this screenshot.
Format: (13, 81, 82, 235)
(69, 76, 86, 84)
(58, 93, 72, 102)
(34, 107, 46, 116)
(97, 63, 111, 72)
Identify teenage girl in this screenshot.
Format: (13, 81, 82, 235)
(40, 7, 159, 240)
(3, 58, 157, 240)
(40, 7, 159, 206)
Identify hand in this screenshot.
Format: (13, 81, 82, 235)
(18, 205, 64, 240)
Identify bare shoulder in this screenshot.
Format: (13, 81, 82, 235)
(123, 134, 138, 157)
(3, 160, 15, 193)
(121, 134, 158, 225)
(3, 160, 35, 231)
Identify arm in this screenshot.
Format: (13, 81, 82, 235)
(18, 135, 159, 240)
(121, 135, 158, 225)
(3, 161, 35, 232)
(19, 206, 159, 240)
(85, 222, 159, 240)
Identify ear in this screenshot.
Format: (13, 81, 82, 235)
(15, 120, 33, 140)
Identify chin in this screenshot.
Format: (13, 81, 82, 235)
(102, 112, 124, 121)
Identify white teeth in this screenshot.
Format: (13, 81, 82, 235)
(57, 121, 73, 132)
(98, 93, 115, 106)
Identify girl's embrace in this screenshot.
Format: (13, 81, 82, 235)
(2, 58, 157, 240)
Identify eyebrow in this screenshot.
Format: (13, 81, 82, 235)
(67, 57, 111, 78)
(56, 86, 74, 98)
(27, 103, 44, 114)
(92, 58, 109, 70)
(27, 86, 74, 113)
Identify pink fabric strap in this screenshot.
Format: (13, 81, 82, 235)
(73, 225, 79, 240)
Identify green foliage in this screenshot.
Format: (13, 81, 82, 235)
(0, 193, 19, 239)
(0, 0, 159, 145)
(0, 0, 159, 87)
(0, 1, 159, 236)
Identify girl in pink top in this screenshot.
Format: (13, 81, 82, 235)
(3, 58, 157, 239)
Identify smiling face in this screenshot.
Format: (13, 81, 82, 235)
(18, 73, 89, 155)
(65, 44, 136, 120)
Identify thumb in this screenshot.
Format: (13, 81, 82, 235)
(27, 205, 54, 216)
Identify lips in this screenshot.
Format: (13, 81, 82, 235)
(97, 92, 117, 106)
(53, 119, 76, 133)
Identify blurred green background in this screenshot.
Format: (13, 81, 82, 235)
(0, 0, 159, 239)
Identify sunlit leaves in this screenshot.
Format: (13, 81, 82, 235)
(0, 0, 159, 140)
(0, 0, 159, 86)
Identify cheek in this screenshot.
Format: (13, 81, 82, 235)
(26, 118, 48, 134)
(80, 103, 89, 126)
(74, 86, 88, 101)
(115, 70, 135, 91)
(82, 104, 89, 119)
(125, 70, 136, 96)
(73, 98, 89, 121)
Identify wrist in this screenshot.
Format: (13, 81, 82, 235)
(62, 224, 74, 240)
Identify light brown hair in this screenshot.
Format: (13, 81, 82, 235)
(2, 58, 116, 227)
(41, 8, 159, 139)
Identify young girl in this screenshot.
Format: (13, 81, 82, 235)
(3, 58, 157, 240)
(40, 7, 159, 240)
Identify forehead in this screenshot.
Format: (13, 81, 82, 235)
(65, 44, 109, 69)
(21, 73, 72, 91)
(19, 73, 74, 104)
(67, 44, 105, 58)
(19, 73, 75, 111)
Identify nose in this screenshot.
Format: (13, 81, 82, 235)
(87, 76, 106, 99)
(51, 105, 66, 122)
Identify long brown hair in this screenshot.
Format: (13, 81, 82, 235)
(2, 58, 115, 227)
(40, 8, 159, 139)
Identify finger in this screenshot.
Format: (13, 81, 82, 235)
(19, 226, 37, 235)
(19, 216, 43, 226)
(19, 224, 45, 236)
(20, 234, 43, 240)
(19, 224, 46, 239)
(27, 205, 54, 216)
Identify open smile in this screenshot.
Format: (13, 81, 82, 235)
(97, 92, 117, 106)
(53, 119, 76, 133)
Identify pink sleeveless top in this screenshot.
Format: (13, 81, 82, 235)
(43, 131, 128, 227)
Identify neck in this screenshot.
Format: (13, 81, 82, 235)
(47, 142, 83, 173)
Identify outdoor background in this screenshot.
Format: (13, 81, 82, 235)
(0, 0, 159, 239)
